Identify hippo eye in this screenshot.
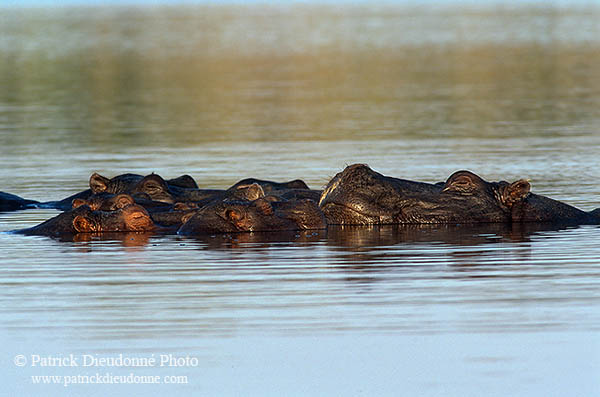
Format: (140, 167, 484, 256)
(173, 202, 189, 211)
(443, 175, 477, 193)
(225, 209, 244, 222)
(114, 194, 135, 209)
(144, 183, 162, 194)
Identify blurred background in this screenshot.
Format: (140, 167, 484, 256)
(1, 0, 599, 201)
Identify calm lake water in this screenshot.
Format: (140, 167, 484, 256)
(1, 3, 600, 396)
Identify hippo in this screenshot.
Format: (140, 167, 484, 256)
(127, 174, 178, 204)
(230, 178, 310, 193)
(177, 198, 327, 235)
(39, 172, 200, 210)
(37, 173, 146, 210)
(163, 174, 198, 189)
(91, 173, 201, 204)
(14, 204, 154, 237)
(40, 173, 319, 211)
(228, 178, 322, 202)
(510, 190, 600, 224)
(148, 183, 274, 228)
(72, 193, 136, 211)
(319, 164, 599, 225)
(65, 184, 267, 229)
(69, 192, 196, 228)
(0, 191, 39, 212)
(180, 182, 266, 206)
(276, 188, 323, 202)
(169, 177, 316, 204)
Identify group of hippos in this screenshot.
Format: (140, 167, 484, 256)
(2, 163, 599, 238)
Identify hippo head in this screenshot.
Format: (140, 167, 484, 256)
(231, 178, 310, 194)
(129, 174, 175, 204)
(72, 193, 136, 211)
(166, 174, 198, 189)
(273, 198, 327, 230)
(73, 204, 154, 233)
(226, 183, 265, 202)
(280, 179, 310, 190)
(319, 164, 531, 225)
(89, 173, 143, 194)
(435, 170, 531, 223)
(319, 164, 442, 224)
(178, 198, 326, 235)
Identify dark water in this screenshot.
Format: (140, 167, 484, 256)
(1, 3, 599, 396)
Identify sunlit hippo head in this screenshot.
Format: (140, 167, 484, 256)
(128, 174, 176, 204)
(319, 164, 443, 224)
(72, 193, 136, 211)
(177, 198, 326, 235)
(89, 172, 195, 204)
(89, 173, 144, 195)
(225, 183, 265, 202)
(14, 204, 154, 236)
(319, 164, 531, 225)
(230, 178, 310, 194)
(72, 204, 155, 233)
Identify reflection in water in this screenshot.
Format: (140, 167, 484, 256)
(2, 223, 599, 342)
(45, 222, 576, 252)
(176, 222, 572, 250)
(71, 231, 153, 248)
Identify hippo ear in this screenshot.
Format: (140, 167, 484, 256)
(90, 173, 110, 193)
(245, 183, 265, 201)
(73, 216, 94, 233)
(502, 179, 530, 207)
(114, 194, 135, 209)
(442, 171, 481, 193)
(253, 198, 274, 216)
(72, 199, 88, 209)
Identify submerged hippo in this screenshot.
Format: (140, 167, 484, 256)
(70, 192, 195, 228)
(228, 178, 322, 202)
(230, 178, 310, 193)
(72, 193, 137, 211)
(14, 204, 154, 237)
(65, 184, 268, 229)
(177, 198, 327, 235)
(319, 164, 600, 225)
(39, 172, 200, 210)
(0, 191, 39, 212)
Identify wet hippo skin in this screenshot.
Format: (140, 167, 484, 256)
(319, 164, 599, 225)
